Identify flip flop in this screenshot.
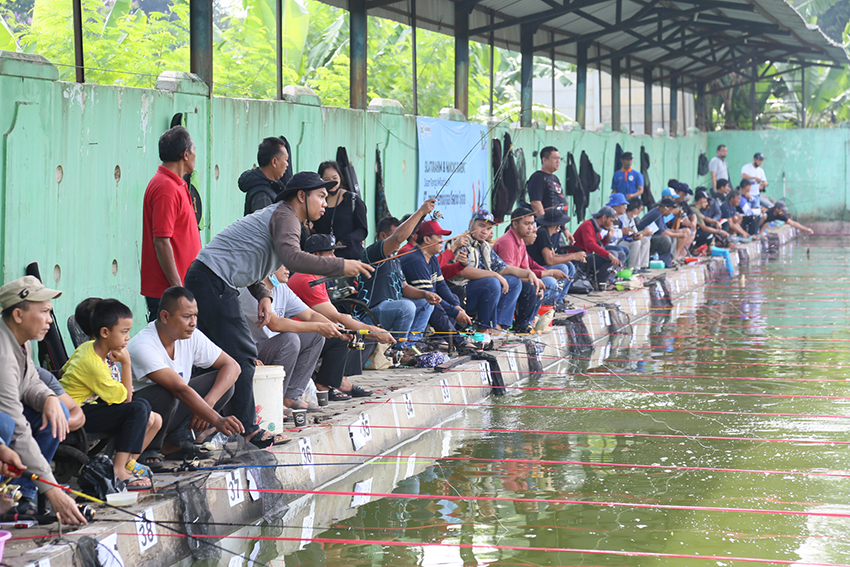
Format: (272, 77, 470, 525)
(123, 475, 152, 491)
(328, 389, 351, 401)
(342, 384, 373, 398)
(289, 399, 323, 413)
(139, 449, 168, 473)
(162, 443, 212, 461)
(246, 428, 291, 449)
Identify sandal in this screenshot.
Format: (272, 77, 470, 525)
(328, 389, 352, 401)
(341, 384, 373, 398)
(139, 449, 168, 473)
(125, 458, 153, 478)
(288, 399, 323, 413)
(246, 428, 291, 449)
(123, 475, 152, 491)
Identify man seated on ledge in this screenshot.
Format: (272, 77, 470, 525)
(0, 277, 86, 524)
(289, 234, 395, 399)
(571, 206, 624, 289)
(129, 286, 243, 464)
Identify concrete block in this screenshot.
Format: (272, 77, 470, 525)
(368, 97, 404, 114)
(282, 85, 321, 106)
(438, 107, 467, 122)
(0, 51, 58, 81)
(155, 71, 209, 96)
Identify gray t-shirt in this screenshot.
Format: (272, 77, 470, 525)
(239, 283, 309, 344)
(36, 366, 65, 397)
(708, 156, 728, 183)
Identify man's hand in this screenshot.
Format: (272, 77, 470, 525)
(719, 230, 729, 238)
(189, 414, 210, 433)
(608, 253, 623, 268)
(633, 233, 643, 240)
(315, 322, 343, 339)
(257, 297, 273, 328)
(214, 415, 244, 436)
(369, 329, 396, 344)
(455, 308, 473, 327)
(455, 247, 469, 266)
(343, 260, 374, 278)
(530, 275, 546, 295)
(544, 269, 568, 280)
(564, 231, 576, 245)
(0, 446, 24, 478)
(425, 292, 442, 305)
(41, 396, 69, 442)
(418, 198, 437, 217)
(46, 488, 87, 525)
(568, 251, 587, 263)
(496, 274, 510, 294)
(450, 233, 470, 251)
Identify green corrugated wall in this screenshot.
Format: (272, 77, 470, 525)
(1, 54, 715, 344)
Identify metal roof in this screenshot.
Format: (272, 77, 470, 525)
(324, 0, 848, 91)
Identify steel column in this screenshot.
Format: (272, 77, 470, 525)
(696, 81, 706, 131)
(454, 4, 470, 117)
(520, 24, 535, 128)
(644, 66, 653, 135)
(628, 56, 632, 133)
(576, 41, 588, 130)
(750, 62, 756, 130)
(488, 11, 494, 117)
(411, 0, 418, 115)
(189, 0, 213, 90)
(801, 64, 806, 128)
(72, 0, 84, 83)
(669, 75, 678, 136)
(276, 0, 283, 100)
(611, 57, 621, 132)
(551, 33, 556, 128)
(350, 0, 368, 110)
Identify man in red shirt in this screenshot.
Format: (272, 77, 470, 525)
(572, 206, 624, 290)
(141, 126, 201, 321)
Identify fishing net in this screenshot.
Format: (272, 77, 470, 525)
(175, 473, 219, 562)
(552, 311, 594, 356)
(224, 436, 290, 523)
(601, 303, 633, 336)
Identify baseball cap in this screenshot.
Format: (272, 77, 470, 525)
(754, 152, 765, 160)
(304, 234, 346, 253)
(0, 276, 61, 310)
(774, 200, 788, 210)
(621, 151, 633, 160)
(661, 187, 676, 198)
(592, 206, 617, 219)
(673, 182, 693, 195)
(606, 193, 628, 207)
(471, 208, 495, 224)
(417, 220, 451, 237)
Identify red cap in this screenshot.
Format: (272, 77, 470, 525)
(417, 220, 451, 237)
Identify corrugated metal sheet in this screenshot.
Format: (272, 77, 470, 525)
(320, 0, 847, 91)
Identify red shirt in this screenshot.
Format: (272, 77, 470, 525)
(492, 228, 544, 276)
(288, 273, 330, 307)
(140, 166, 201, 298)
(573, 219, 611, 258)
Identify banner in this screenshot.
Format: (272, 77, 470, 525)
(416, 117, 488, 236)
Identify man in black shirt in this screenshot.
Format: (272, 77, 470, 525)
(760, 201, 814, 234)
(526, 208, 586, 282)
(527, 146, 567, 216)
(719, 190, 749, 238)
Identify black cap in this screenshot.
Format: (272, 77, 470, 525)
(304, 234, 346, 253)
(754, 152, 765, 160)
(621, 151, 633, 160)
(657, 197, 677, 208)
(275, 171, 337, 203)
(672, 181, 693, 195)
(537, 207, 571, 226)
(694, 189, 708, 201)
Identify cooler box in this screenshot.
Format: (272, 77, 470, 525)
(253, 365, 286, 433)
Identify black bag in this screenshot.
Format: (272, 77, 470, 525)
(336, 146, 361, 197)
(78, 455, 123, 500)
(471, 351, 505, 396)
(698, 153, 709, 176)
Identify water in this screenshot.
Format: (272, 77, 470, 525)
(239, 239, 850, 566)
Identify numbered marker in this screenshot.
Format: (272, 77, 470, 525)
(135, 508, 158, 553)
(350, 413, 373, 450)
(603, 310, 611, 327)
(247, 469, 260, 501)
(439, 379, 451, 401)
(655, 282, 663, 295)
(350, 477, 373, 508)
(628, 297, 637, 315)
(97, 534, 123, 567)
(229, 556, 242, 567)
(225, 470, 245, 507)
(598, 311, 606, 329)
(478, 362, 490, 385)
(691, 270, 698, 284)
(298, 437, 314, 466)
(360, 412, 372, 439)
(405, 453, 417, 479)
(403, 393, 415, 419)
(507, 350, 518, 372)
(556, 327, 566, 346)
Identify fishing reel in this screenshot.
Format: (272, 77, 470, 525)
(309, 275, 356, 301)
(431, 210, 444, 221)
(0, 478, 21, 503)
(78, 505, 96, 522)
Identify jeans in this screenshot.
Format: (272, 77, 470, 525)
(541, 262, 575, 304)
(606, 244, 630, 265)
(14, 402, 69, 499)
(428, 302, 464, 345)
(366, 298, 434, 341)
(496, 275, 524, 328)
(185, 260, 260, 435)
(513, 279, 542, 329)
(0, 413, 13, 446)
(465, 277, 502, 329)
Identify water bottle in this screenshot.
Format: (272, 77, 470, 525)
(652, 252, 659, 261)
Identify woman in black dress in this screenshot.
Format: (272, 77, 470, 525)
(312, 161, 368, 260)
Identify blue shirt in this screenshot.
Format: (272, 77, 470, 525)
(611, 169, 644, 196)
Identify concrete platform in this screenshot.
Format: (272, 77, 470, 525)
(2, 225, 797, 567)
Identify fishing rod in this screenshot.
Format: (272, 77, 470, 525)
(6, 467, 268, 567)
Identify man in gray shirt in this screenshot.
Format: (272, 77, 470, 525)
(708, 144, 729, 192)
(184, 172, 373, 448)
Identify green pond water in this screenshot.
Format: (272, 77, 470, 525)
(227, 238, 850, 567)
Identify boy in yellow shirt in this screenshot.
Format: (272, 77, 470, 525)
(61, 299, 161, 490)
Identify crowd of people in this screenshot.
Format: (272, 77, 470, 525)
(0, 130, 810, 526)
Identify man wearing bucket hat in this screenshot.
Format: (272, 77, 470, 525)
(0, 277, 87, 524)
(185, 171, 374, 449)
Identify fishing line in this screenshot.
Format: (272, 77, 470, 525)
(202, 488, 850, 520)
(268, 450, 850, 479)
(420, 328, 850, 343)
(362, 399, 850, 421)
(50, 532, 850, 567)
(569, 355, 850, 369)
(305, 423, 850, 445)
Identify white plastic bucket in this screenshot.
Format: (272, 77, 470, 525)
(253, 365, 286, 434)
